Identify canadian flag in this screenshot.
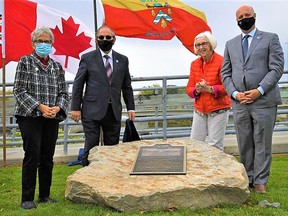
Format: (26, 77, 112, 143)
(1, 0, 95, 74)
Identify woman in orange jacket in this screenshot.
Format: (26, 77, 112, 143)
(186, 31, 231, 151)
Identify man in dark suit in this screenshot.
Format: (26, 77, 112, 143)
(221, 5, 284, 193)
(70, 25, 136, 166)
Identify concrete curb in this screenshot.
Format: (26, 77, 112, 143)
(1, 133, 288, 166)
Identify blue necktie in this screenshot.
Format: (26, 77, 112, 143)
(242, 35, 250, 59)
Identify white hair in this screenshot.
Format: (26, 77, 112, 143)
(194, 31, 217, 51)
(31, 26, 54, 43)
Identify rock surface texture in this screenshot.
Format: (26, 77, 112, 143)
(65, 139, 249, 212)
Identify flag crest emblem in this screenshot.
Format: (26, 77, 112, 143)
(102, 0, 211, 53)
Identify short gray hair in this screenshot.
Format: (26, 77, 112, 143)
(96, 25, 115, 37)
(194, 31, 217, 51)
(31, 26, 54, 43)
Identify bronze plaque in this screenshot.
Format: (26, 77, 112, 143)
(131, 144, 186, 175)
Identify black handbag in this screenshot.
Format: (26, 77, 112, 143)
(123, 119, 141, 142)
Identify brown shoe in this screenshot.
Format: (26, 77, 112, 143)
(255, 184, 266, 194)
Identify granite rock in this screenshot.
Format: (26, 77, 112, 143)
(65, 139, 249, 212)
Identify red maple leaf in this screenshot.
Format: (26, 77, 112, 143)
(52, 16, 92, 68)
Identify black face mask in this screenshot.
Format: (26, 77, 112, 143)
(237, 17, 255, 30)
(97, 40, 114, 52)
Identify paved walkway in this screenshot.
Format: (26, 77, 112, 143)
(1, 132, 288, 166)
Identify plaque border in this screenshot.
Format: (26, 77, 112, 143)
(130, 144, 187, 175)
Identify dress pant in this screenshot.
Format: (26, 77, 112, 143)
(17, 116, 59, 202)
(81, 104, 121, 160)
(233, 105, 277, 185)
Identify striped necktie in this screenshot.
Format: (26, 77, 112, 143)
(104, 55, 112, 80)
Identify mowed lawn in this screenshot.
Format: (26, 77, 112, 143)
(0, 155, 287, 216)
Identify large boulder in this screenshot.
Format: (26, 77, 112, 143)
(65, 139, 249, 212)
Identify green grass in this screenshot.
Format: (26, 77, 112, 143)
(0, 155, 288, 216)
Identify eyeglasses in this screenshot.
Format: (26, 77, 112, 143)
(195, 42, 209, 48)
(97, 35, 115, 40)
(34, 39, 52, 44)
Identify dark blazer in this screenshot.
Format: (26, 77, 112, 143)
(71, 49, 135, 121)
(221, 29, 284, 108)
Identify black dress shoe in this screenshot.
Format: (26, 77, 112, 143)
(38, 197, 58, 203)
(249, 183, 255, 188)
(82, 157, 90, 167)
(20, 201, 37, 210)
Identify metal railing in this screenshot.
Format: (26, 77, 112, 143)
(1, 72, 288, 155)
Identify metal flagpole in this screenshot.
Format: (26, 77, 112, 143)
(1, 1, 7, 167)
(93, 0, 104, 146)
(2, 58, 7, 167)
(93, 0, 98, 36)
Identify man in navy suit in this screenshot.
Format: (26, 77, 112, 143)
(71, 25, 135, 166)
(221, 5, 284, 193)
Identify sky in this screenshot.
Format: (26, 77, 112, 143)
(2, 0, 288, 88)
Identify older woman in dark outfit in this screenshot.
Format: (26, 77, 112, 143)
(13, 26, 69, 210)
